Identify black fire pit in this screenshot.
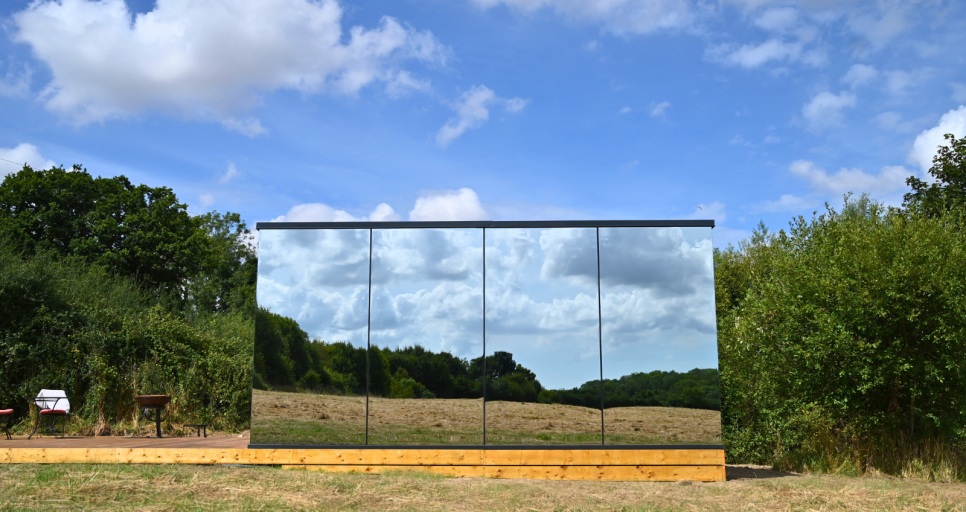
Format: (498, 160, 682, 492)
(135, 395, 171, 438)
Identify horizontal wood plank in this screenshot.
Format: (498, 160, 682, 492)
(484, 449, 724, 466)
(283, 465, 488, 478)
(1, 445, 726, 482)
(286, 464, 725, 481)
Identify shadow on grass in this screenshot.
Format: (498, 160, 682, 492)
(726, 465, 800, 480)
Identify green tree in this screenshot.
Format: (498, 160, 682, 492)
(904, 133, 966, 216)
(0, 165, 205, 295)
(718, 197, 966, 475)
(183, 211, 257, 315)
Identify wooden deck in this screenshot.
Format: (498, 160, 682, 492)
(0, 436, 726, 481)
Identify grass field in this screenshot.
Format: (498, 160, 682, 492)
(2, 463, 966, 511)
(251, 389, 721, 445)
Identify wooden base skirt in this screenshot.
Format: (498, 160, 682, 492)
(0, 444, 725, 481)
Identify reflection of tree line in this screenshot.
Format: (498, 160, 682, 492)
(255, 308, 720, 410)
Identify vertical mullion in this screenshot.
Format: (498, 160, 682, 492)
(596, 227, 604, 446)
(366, 228, 373, 445)
(482, 227, 487, 446)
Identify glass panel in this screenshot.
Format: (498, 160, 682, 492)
(484, 228, 602, 445)
(367, 228, 484, 445)
(251, 229, 370, 445)
(599, 227, 721, 445)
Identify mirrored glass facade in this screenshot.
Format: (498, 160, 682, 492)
(252, 222, 719, 447)
(599, 227, 720, 445)
(368, 229, 484, 445)
(484, 228, 602, 445)
(251, 229, 370, 445)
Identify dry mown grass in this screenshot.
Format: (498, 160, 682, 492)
(252, 389, 720, 445)
(3, 463, 966, 511)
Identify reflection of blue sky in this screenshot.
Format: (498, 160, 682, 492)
(599, 227, 717, 378)
(255, 226, 719, 388)
(370, 229, 483, 358)
(486, 228, 601, 390)
(256, 229, 370, 348)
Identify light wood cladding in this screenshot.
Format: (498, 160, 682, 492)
(484, 449, 723, 466)
(285, 464, 725, 481)
(0, 443, 725, 481)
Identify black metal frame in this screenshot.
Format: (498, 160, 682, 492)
(0, 411, 13, 440)
(257, 220, 714, 230)
(28, 396, 69, 440)
(251, 219, 719, 450)
(249, 443, 725, 450)
(139, 406, 167, 438)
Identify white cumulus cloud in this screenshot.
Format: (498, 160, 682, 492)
(650, 101, 671, 117)
(409, 188, 488, 221)
(12, 0, 446, 128)
(0, 143, 56, 176)
(789, 159, 908, 196)
(802, 91, 856, 133)
(275, 202, 401, 223)
(469, 0, 695, 36)
(199, 193, 215, 208)
(436, 85, 527, 147)
(760, 194, 816, 212)
(708, 39, 803, 68)
(0, 64, 31, 97)
(220, 162, 241, 184)
(908, 106, 966, 172)
(842, 64, 878, 89)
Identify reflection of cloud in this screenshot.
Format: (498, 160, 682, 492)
(372, 229, 482, 284)
(599, 227, 712, 298)
(257, 229, 371, 345)
(599, 227, 717, 376)
(539, 228, 598, 288)
(256, 225, 720, 385)
(369, 229, 483, 358)
(486, 229, 600, 337)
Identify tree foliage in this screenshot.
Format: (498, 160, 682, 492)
(0, 164, 257, 433)
(905, 133, 966, 217)
(0, 243, 252, 433)
(717, 197, 966, 475)
(0, 166, 205, 294)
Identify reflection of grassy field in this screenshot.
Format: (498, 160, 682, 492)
(251, 389, 365, 445)
(368, 396, 482, 445)
(604, 406, 721, 445)
(253, 389, 721, 445)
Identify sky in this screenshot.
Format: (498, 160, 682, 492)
(257, 225, 715, 388)
(2, 0, 966, 247)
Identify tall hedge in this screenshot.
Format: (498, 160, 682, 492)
(717, 199, 966, 477)
(0, 244, 252, 433)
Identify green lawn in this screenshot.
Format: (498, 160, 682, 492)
(2, 463, 966, 511)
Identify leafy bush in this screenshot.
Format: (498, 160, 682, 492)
(0, 243, 253, 433)
(717, 197, 966, 479)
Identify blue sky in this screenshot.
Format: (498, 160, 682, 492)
(2, 0, 965, 246)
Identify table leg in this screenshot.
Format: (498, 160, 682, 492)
(27, 414, 41, 440)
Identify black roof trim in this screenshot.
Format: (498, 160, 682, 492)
(247, 443, 725, 450)
(256, 220, 715, 230)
